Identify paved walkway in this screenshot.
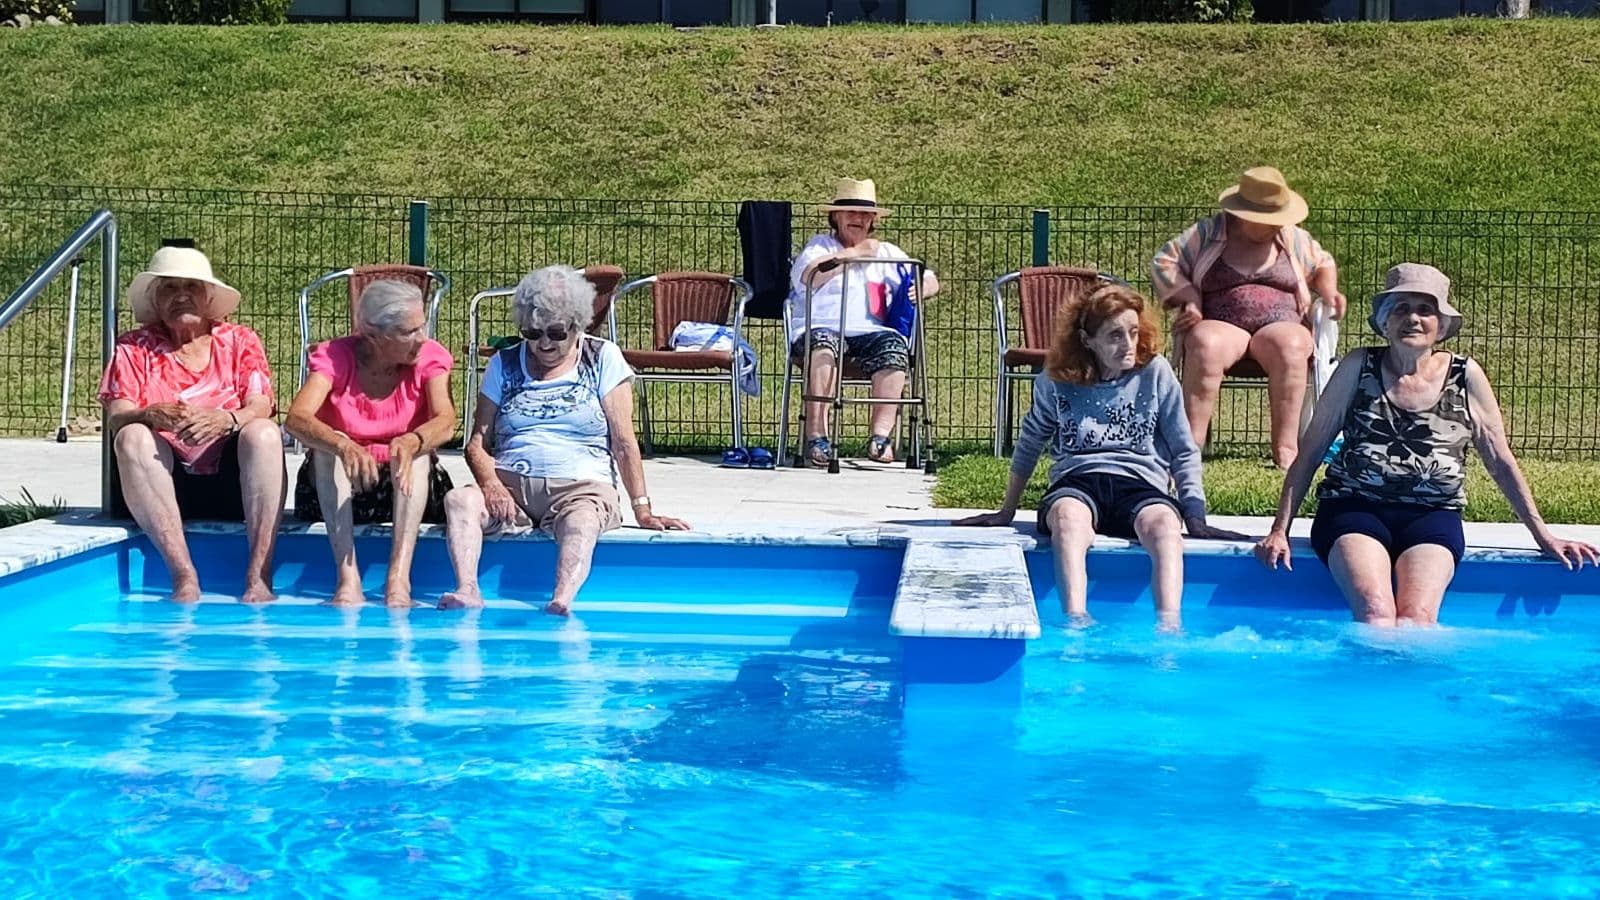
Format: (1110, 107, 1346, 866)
(4, 437, 1596, 551)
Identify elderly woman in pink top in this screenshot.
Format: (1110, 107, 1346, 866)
(1152, 167, 1347, 468)
(285, 279, 456, 608)
(99, 246, 285, 605)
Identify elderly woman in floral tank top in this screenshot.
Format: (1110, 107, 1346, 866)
(1152, 167, 1347, 468)
(1256, 264, 1598, 626)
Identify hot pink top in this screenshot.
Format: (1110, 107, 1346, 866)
(98, 322, 275, 475)
(308, 336, 453, 464)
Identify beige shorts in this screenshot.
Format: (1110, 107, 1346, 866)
(485, 470, 623, 535)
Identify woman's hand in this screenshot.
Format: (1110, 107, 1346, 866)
(1185, 517, 1248, 541)
(336, 438, 381, 493)
(1325, 290, 1348, 320)
(1536, 533, 1600, 570)
(637, 510, 690, 531)
(953, 510, 1016, 527)
(482, 481, 520, 524)
(1171, 301, 1202, 332)
(1254, 528, 1293, 571)
(174, 406, 234, 446)
(140, 402, 189, 432)
(387, 433, 423, 496)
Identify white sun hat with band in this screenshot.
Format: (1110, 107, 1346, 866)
(820, 177, 892, 216)
(127, 245, 242, 325)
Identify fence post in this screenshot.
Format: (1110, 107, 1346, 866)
(1031, 208, 1050, 267)
(408, 200, 429, 267)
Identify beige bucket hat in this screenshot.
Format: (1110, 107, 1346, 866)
(1369, 262, 1463, 341)
(820, 177, 892, 216)
(127, 246, 241, 325)
(1218, 166, 1309, 226)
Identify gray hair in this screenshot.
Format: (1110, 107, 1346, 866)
(356, 279, 425, 334)
(512, 265, 594, 333)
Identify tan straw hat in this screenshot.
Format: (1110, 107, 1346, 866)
(1369, 262, 1463, 341)
(127, 246, 242, 325)
(820, 177, 891, 216)
(1218, 166, 1309, 226)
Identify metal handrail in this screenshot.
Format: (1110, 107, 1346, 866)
(0, 208, 119, 512)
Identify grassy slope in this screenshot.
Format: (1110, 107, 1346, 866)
(933, 454, 1600, 523)
(1, 21, 1599, 208)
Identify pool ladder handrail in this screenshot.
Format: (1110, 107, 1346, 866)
(0, 208, 120, 512)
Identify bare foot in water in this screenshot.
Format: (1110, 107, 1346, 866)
(240, 579, 276, 605)
(171, 572, 202, 604)
(327, 581, 366, 608)
(384, 586, 417, 609)
(544, 597, 572, 617)
(438, 588, 484, 610)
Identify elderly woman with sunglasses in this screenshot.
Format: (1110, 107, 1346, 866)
(440, 265, 689, 616)
(285, 279, 457, 608)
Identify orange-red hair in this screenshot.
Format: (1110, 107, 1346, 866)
(1045, 283, 1164, 385)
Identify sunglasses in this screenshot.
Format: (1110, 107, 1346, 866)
(521, 324, 575, 343)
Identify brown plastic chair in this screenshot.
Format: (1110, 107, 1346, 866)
(990, 266, 1123, 456)
(460, 265, 630, 438)
(610, 271, 753, 455)
(296, 263, 451, 391)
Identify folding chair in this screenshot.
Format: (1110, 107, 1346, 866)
(776, 257, 936, 474)
(461, 265, 626, 438)
(609, 271, 753, 455)
(296, 264, 450, 391)
(990, 266, 1124, 457)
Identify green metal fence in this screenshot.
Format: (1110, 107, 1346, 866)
(3, 183, 1599, 458)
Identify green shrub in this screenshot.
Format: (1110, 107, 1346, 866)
(0, 0, 73, 23)
(1093, 0, 1253, 21)
(0, 487, 65, 528)
(143, 0, 289, 24)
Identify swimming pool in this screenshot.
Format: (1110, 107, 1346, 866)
(2, 524, 1598, 895)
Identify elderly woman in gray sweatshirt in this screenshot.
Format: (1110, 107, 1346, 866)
(957, 283, 1242, 628)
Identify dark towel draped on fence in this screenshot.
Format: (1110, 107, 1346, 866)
(737, 200, 792, 320)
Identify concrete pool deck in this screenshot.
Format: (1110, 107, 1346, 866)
(5, 436, 1600, 552)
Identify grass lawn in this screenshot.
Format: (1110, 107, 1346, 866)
(2, 21, 1600, 209)
(933, 454, 1600, 524)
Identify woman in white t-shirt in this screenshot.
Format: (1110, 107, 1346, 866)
(440, 265, 689, 616)
(789, 178, 939, 467)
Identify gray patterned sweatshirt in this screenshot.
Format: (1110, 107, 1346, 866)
(1010, 355, 1207, 521)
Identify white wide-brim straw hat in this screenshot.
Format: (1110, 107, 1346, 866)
(820, 177, 892, 216)
(127, 246, 241, 325)
(1369, 262, 1464, 342)
(1218, 166, 1309, 227)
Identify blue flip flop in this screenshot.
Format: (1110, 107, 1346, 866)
(748, 447, 775, 469)
(720, 447, 751, 469)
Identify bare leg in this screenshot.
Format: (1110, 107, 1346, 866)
(236, 419, 284, 604)
(868, 368, 907, 460)
(1394, 544, 1456, 626)
(384, 455, 433, 608)
(1180, 321, 1251, 450)
(439, 485, 487, 609)
(803, 347, 838, 443)
(313, 450, 365, 607)
(1133, 503, 1186, 631)
(114, 424, 200, 602)
(1327, 534, 1399, 626)
(1248, 322, 1314, 469)
(546, 507, 603, 617)
(1047, 498, 1096, 624)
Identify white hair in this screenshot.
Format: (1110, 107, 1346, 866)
(356, 279, 425, 334)
(512, 265, 594, 333)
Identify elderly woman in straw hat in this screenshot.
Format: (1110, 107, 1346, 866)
(284, 279, 457, 609)
(789, 177, 939, 467)
(439, 266, 688, 617)
(1152, 167, 1347, 468)
(1256, 263, 1599, 626)
(98, 245, 285, 604)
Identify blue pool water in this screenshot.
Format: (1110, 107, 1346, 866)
(2, 537, 1599, 895)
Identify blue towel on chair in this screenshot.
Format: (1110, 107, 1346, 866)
(669, 322, 761, 397)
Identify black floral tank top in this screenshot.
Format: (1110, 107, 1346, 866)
(1317, 348, 1474, 510)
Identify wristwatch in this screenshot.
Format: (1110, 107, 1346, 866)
(631, 495, 651, 508)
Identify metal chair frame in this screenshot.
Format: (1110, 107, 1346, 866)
(990, 267, 1123, 457)
(777, 257, 936, 474)
(295, 264, 450, 392)
(610, 273, 753, 456)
